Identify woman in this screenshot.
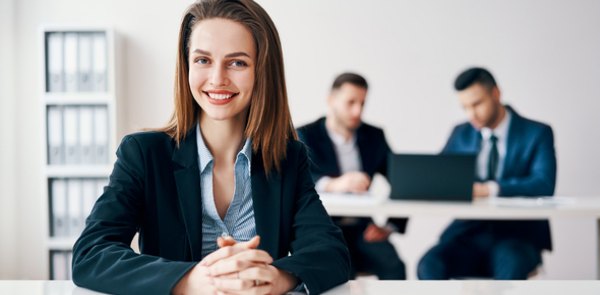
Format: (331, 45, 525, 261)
(71, 0, 350, 294)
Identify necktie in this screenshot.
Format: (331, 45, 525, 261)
(487, 134, 499, 181)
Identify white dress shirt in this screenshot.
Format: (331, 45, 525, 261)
(478, 109, 512, 197)
(314, 125, 362, 191)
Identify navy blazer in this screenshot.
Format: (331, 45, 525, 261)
(440, 106, 556, 250)
(72, 129, 350, 295)
(297, 117, 407, 233)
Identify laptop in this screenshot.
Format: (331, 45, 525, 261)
(388, 153, 476, 202)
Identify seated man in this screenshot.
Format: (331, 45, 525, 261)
(297, 72, 407, 280)
(418, 67, 557, 280)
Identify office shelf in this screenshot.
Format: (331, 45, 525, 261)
(41, 26, 118, 280)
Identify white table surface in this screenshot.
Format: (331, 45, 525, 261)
(320, 193, 600, 219)
(2, 280, 600, 295)
(324, 279, 600, 295)
(320, 193, 600, 279)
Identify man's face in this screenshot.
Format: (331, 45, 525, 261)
(457, 83, 501, 130)
(328, 83, 367, 131)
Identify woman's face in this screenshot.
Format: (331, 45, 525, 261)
(188, 18, 256, 123)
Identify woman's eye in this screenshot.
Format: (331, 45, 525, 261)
(195, 58, 209, 65)
(230, 60, 248, 67)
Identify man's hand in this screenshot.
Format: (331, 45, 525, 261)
(473, 182, 490, 200)
(363, 223, 392, 243)
(326, 172, 371, 193)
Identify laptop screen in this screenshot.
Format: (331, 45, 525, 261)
(388, 153, 476, 202)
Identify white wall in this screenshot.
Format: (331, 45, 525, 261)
(0, 0, 18, 279)
(6, 0, 600, 279)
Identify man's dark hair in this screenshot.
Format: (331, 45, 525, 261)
(331, 72, 368, 90)
(454, 67, 497, 91)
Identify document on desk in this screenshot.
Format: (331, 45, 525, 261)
(319, 193, 385, 205)
(490, 196, 576, 208)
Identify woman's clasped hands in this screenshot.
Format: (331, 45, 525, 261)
(173, 236, 297, 295)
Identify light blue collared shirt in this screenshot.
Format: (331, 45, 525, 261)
(196, 124, 256, 258)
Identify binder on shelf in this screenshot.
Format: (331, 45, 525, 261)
(51, 179, 68, 237)
(93, 106, 109, 164)
(77, 33, 94, 92)
(66, 251, 73, 280)
(81, 179, 97, 219)
(92, 32, 107, 92)
(96, 178, 108, 198)
(50, 251, 69, 280)
(79, 106, 95, 164)
(63, 106, 80, 164)
(47, 32, 64, 92)
(67, 179, 83, 236)
(47, 106, 64, 165)
(63, 32, 79, 92)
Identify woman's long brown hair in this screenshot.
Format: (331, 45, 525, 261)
(160, 0, 297, 174)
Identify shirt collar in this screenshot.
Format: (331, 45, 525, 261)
(325, 122, 357, 146)
(196, 123, 252, 174)
(481, 107, 512, 141)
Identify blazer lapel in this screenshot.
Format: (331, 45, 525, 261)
(317, 118, 341, 176)
(502, 106, 521, 179)
(355, 124, 372, 174)
(172, 128, 203, 261)
(251, 153, 281, 257)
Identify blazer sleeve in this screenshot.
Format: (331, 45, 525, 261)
(72, 135, 195, 295)
(376, 130, 392, 177)
(441, 126, 461, 154)
(498, 126, 557, 196)
(271, 144, 350, 294)
(296, 128, 328, 183)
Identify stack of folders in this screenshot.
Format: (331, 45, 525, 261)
(50, 178, 108, 238)
(46, 31, 107, 93)
(47, 105, 109, 165)
(50, 250, 73, 280)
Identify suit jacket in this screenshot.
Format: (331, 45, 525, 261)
(297, 117, 407, 233)
(72, 128, 350, 295)
(440, 106, 557, 250)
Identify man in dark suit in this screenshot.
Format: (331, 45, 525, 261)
(297, 72, 407, 280)
(418, 67, 557, 280)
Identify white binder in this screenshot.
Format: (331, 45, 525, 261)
(47, 32, 64, 92)
(67, 179, 83, 236)
(63, 33, 79, 92)
(47, 106, 64, 165)
(93, 106, 108, 164)
(79, 106, 94, 164)
(96, 178, 108, 197)
(51, 179, 68, 237)
(51, 251, 68, 280)
(82, 179, 97, 217)
(66, 251, 73, 280)
(63, 106, 80, 164)
(92, 33, 107, 92)
(77, 33, 93, 91)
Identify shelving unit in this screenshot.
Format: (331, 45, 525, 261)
(40, 26, 118, 280)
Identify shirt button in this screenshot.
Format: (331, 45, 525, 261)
(221, 232, 229, 238)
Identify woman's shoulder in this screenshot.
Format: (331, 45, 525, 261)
(119, 130, 177, 152)
(286, 138, 306, 154)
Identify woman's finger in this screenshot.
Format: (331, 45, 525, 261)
(200, 246, 245, 267)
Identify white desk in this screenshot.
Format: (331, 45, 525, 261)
(324, 280, 600, 295)
(320, 193, 600, 279)
(2, 280, 600, 295)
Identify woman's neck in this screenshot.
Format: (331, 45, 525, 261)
(199, 113, 246, 164)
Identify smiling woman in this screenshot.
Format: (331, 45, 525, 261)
(70, 0, 350, 294)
